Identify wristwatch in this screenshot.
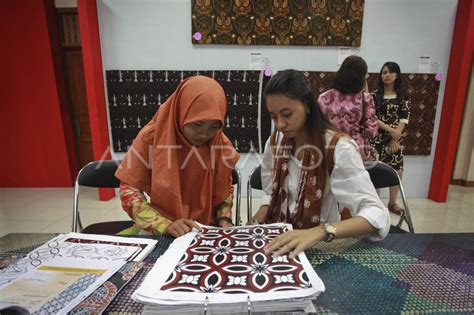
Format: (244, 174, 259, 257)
(323, 223, 337, 242)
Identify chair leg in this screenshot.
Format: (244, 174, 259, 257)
(78, 214, 83, 232)
(247, 178, 252, 225)
(72, 183, 79, 232)
(247, 189, 252, 225)
(235, 172, 241, 226)
(397, 184, 415, 233)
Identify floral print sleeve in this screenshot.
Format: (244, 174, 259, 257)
(118, 182, 173, 235)
(214, 174, 234, 224)
(362, 92, 379, 138)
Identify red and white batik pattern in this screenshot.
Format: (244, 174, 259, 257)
(161, 225, 312, 294)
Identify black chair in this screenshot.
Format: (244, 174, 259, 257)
(247, 162, 414, 233)
(72, 160, 133, 234)
(364, 161, 414, 233)
(73, 160, 242, 234)
(247, 165, 262, 223)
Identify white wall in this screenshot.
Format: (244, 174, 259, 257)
(97, 0, 458, 198)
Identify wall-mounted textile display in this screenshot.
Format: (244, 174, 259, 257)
(106, 70, 270, 153)
(305, 72, 440, 155)
(191, 0, 365, 47)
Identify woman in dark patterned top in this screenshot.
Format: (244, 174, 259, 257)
(371, 62, 410, 215)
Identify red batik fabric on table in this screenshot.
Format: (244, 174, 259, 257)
(133, 223, 324, 306)
(161, 225, 311, 294)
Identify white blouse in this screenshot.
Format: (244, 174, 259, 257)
(260, 131, 390, 240)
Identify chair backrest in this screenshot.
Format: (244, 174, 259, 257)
(247, 165, 262, 222)
(73, 160, 121, 232)
(77, 160, 121, 188)
(249, 165, 262, 190)
(365, 161, 414, 233)
(365, 161, 400, 189)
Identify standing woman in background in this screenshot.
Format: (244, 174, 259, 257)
(318, 55, 378, 160)
(371, 62, 410, 215)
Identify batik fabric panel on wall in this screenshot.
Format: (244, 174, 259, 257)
(192, 0, 365, 47)
(106, 70, 270, 153)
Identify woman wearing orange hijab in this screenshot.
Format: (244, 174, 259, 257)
(115, 76, 239, 237)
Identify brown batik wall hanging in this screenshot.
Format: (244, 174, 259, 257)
(191, 0, 365, 47)
(305, 72, 440, 155)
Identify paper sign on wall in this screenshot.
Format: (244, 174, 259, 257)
(338, 47, 358, 65)
(418, 56, 432, 73)
(249, 52, 263, 70)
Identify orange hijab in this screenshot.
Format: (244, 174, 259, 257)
(116, 76, 239, 225)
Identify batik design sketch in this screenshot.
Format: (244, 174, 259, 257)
(0, 235, 138, 287)
(33, 274, 99, 314)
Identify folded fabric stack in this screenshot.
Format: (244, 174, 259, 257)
(133, 223, 325, 313)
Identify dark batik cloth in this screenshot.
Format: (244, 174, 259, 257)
(191, 0, 365, 47)
(370, 94, 410, 171)
(107, 70, 270, 153)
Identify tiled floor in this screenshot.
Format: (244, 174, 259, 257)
(0, 185, 472, 237)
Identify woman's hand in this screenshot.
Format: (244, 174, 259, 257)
(386, 139, 401, 154)
(264, 226, 326, 259)
(249, 205, 269, 225)
(218, 217, 234, 228)
(165, 219, 200, 237)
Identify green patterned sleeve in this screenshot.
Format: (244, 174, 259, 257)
(118, 182, 173, 235)
(215, 174, 235, 225)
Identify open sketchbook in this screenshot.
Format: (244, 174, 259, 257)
(133, 223, 325, 313)
(0, 233, 157, 314)
(0, 232, 157, 288)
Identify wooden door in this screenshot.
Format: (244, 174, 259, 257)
(56, 8, 93, 168)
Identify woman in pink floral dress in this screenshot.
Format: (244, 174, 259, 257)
(318, 56, 378, 160)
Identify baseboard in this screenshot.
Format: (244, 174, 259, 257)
(450, 179, 474, 187)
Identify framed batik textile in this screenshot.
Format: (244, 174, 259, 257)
(191, 0, 365, 47)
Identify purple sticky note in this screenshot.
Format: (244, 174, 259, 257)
(264, 68, 272, 77)
(193, 32, 202, 41)
(435, 73, 442, 81)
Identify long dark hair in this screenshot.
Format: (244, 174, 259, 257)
(332, 55, 368, 94)
(263, 69, 333, 175)
(375, 61, 406, 104)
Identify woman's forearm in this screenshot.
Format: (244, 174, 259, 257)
(394, 122, 406, 134)
(325, 216, 377, 240)
(377, 119, 392, 132)
(119, 182, 172, 234)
